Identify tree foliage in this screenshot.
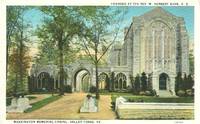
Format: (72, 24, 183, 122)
(7, 7, 31, 96)
(76, 7, 127, 99)
(36, 7, 84, 95)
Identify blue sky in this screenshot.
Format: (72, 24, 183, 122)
(24, 6, 194, 41)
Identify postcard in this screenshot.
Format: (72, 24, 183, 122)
(0, 0, 200, 124)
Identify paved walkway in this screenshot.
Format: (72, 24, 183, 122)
(7, 93, 116, 120)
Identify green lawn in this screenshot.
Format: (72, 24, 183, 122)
(111, 95, 194, 103)
(100, 92, 133, 96)
(25, 95, 62, 113)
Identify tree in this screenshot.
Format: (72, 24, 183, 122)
(7, 7, 31, 96)
(187, 74, 194, 89)
(134, 74, 140, 94)
(109, 72, 115, 91)
(35, 26, 81, 65)
(140, 72, 147, 91)
(77, 7, 127, 99)
(129, 74, 134, 91)
(147, 73, 153, 90)
(9, 47, 31, 95)
(7, 7, 22, 78)
(182, 73, 187, 90)
(37, 7, 83, 95)
(175, 72, 182, 93)
(189, 49, 194, 74)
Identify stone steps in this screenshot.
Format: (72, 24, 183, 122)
(158, 90, 175, 97)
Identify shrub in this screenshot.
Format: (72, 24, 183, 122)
(145, 90, 152, 96)
(12, 92, 28, 98)
(134, 74, 141, 93)
(115, 89, 130, 93)
(6, 91, 14, 97)
(111, 101, 115, 110)
(128, 98, 144, 103)
(126, 85, 132, 92)
(35, 88, 48, 92)
(99, 89, 109, 93)
(89, 86, 97, 93)
(150, 89, 157, 96)
(139, 91, 146, 95)
(177, 90, 186, 97)
(186, 89, 194, 96)
(64, 85, 72, 93)
(86, 94, 92, 99)
(6, 97, 12, 106)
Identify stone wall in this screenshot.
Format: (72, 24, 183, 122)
(120, 7, 190, 96)
(115, 97, 194, 119)
(117, 109, 194, 119)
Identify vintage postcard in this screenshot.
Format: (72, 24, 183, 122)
(0, 0, 200, 124)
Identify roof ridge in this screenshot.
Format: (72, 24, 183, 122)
(139, 7, 176, 18)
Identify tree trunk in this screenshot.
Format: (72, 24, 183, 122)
(95, 42, 99, 99)
(111, 72, 115, 91)
(14, 73, 18, 95)
(95, 62, 99, 99)
(59, 41, 64, 95)
(19, 29, 23, 93)
(6, 36, 10, 82)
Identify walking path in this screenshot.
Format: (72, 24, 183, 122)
(7, 93, 116, 120)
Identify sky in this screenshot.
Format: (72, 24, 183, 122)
(24, 6, 194, 44)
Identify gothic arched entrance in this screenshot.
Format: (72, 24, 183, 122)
(159, 73, 169, 90)
(37, 72, 53, 90)
(74, 69, 91, 92)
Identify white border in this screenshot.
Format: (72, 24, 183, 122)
(3, 0, 199, 6)
(0, 0, 200, 124)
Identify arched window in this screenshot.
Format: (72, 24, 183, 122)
(150, 21, 173, 69)
(98, 72, 109, 90)
(115, 73, 127, 90)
